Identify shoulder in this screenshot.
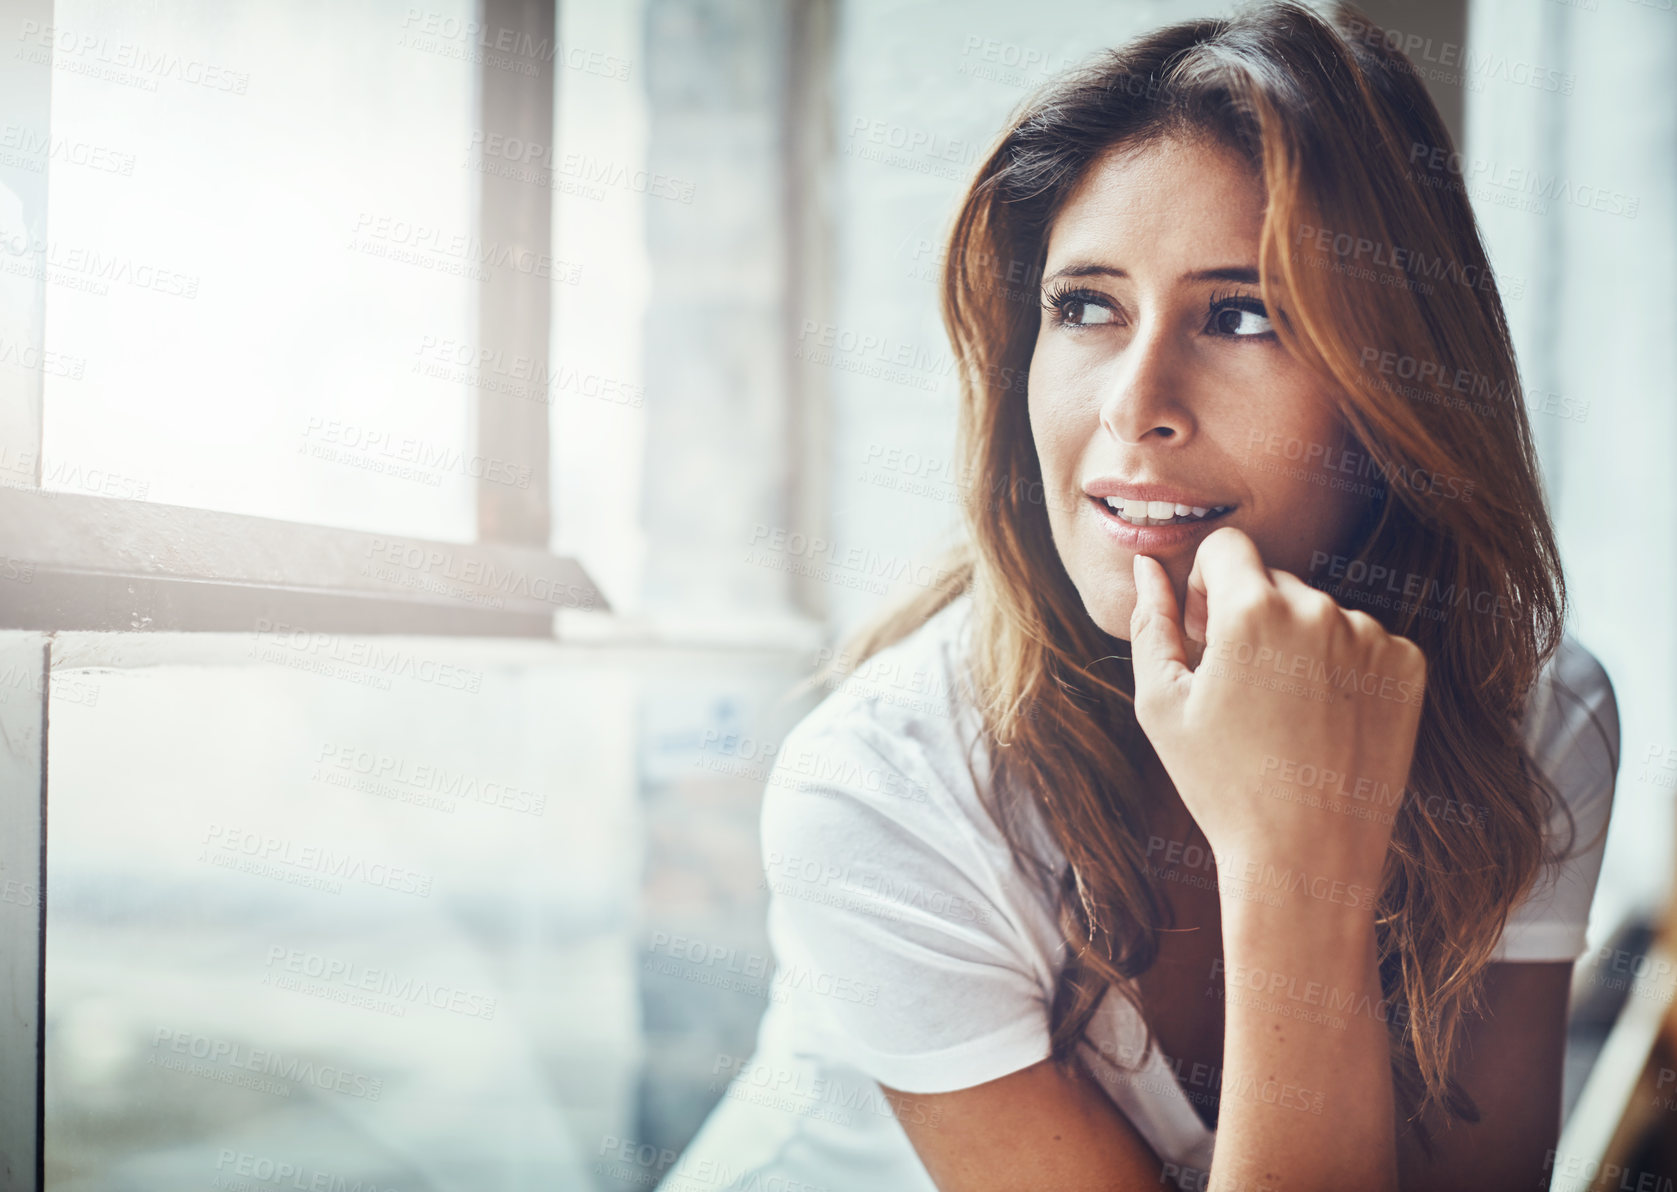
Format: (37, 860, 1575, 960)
(799, 590, 982, 749)
(754, 595, 1061, 1092)
(1519, 633, 1620, 827)
(1488, 634, 1621, 963)
(759, 590, 1041, 931)
(762, 592, 996, 852)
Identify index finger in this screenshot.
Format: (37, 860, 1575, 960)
(1183, 525, 1275, 643)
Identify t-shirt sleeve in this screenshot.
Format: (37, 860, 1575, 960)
(759, 707, 1054, 1095)
(1489, 637, 1621, 964)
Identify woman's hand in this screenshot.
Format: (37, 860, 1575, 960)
(1128, 526, 1427, 892)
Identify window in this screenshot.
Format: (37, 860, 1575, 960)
(35, 0, 482, 538)
(0, 0, 821, 1183)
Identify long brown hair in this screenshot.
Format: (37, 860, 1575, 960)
(802, 0, 1600, 1148)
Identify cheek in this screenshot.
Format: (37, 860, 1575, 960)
(1025, 350, 1050, 444)
(1242, 393, 1363, 560)
(1026, 352, 1087, 485)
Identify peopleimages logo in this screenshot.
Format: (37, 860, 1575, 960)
(200, 824, 434, 898)
(313, 742, 548, 816)
(1202, 637, 1427, 708)
(213, 1150, 400, 1192)
(263, 945, 498, 1020)
(249, 618, 488, 691)
(150, 1028, 383, 1100)
(15, 19, 251, 94)
(1308, 551, 1510, 621)
(1292, 222, 1502, 294)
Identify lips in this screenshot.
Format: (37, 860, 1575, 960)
(1078, 479, 1238, 551)
(1097, 496, 1234, 527)
(1083, 477, 1235, 524)
(1088, 492, 1237, 526)
(1082, 479, 1232, 509)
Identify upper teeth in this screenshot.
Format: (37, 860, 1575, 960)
(1102, 497, 1227, 526)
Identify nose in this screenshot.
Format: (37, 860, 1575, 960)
(1098, 322, 1196, 446)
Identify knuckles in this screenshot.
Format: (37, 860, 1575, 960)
(1285, 588, 1343, 632)
(1212, 581, 1429, 686)
(1386, 633, 1428, 682)
(1340, 607, 1384, 639)
(1218, 588, 1282, 631)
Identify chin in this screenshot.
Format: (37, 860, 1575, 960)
(1078, 578, 1138, 642)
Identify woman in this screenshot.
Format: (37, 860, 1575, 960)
(661, 3, 1619, 1189)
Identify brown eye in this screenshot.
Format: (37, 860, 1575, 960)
(1208, 298, 1273, 337)
(1050, 293, 1116, 327)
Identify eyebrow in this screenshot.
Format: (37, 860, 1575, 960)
(1042, 263, 1260, 285)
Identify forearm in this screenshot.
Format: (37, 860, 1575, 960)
(1208, 893, 1399, 1192)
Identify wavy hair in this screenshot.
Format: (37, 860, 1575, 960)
(801, 0, 1606, 1151)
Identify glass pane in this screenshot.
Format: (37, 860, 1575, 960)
(44, 642, 641, 1188)
(548, 0, 648, 612)
(36, 0, 478, 540)
(42, 635, 811, 1187)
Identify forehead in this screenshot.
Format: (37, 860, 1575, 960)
(1043, 135, 1267, 272)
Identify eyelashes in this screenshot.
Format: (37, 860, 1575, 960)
(1039, 282, 1114, 329)
(1039, 281, 1276, 339)
(1204, 287, 1274, 337)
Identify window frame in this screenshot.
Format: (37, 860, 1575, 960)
(0, 1, 606, 1183)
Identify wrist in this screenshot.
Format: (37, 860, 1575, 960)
(1210, 847, 1384, 918)
(1218, 898, 1385, 1042)
(1220, 883, 1381, 956)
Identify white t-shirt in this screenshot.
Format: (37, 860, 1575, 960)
(662, 592, 1619, 1192)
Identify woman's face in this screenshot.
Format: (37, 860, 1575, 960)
(1027, 133, 1372, 641)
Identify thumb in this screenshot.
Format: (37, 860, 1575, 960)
(1130, 554, 1192, 718)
